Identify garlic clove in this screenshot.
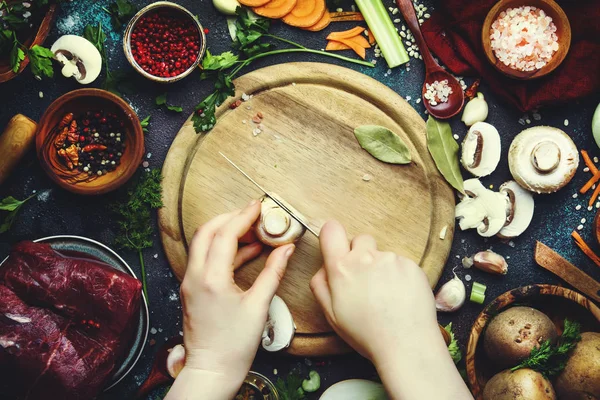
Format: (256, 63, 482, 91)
(435, 273, 466, 312)
(166, 344, 186, 379)
(461, 92, 488, 126)
(472, 250, 508, 275)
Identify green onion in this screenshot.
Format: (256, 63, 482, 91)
(470, 282, 487, 304)
(301, 370, 321, 393)
(355, 0, 409, 68)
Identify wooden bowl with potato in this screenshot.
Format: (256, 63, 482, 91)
(466, 285, 600, 399)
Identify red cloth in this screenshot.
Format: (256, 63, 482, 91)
(420, 0, 600, 112)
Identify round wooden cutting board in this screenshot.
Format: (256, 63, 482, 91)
(159, 62, 455, 356)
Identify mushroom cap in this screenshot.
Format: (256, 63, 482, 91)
(461, 122, 501, 177)
(455, 178, 509, 237)
(255, 195, 307, 247)
(51, 35, 102, 85)
(508, 126, 579, 194)
(498, 180, 535, 239)
(261, 295, 296, 352)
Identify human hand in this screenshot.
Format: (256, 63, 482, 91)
(309, 220, 440, 362)
(176, 200, 295, 398)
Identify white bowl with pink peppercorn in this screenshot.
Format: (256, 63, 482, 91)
(123, 1, 207, 83)
(481, 0, 571, 80)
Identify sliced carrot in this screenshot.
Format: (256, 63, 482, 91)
(368, 30, 375, 45)
(581, 150, 599, 175)
(580, 170, 600, 194)
(348, 34, 370, 48)
(572, 231, 600, 269)
(304, 9, 330, 31)
(254, 0, 297, 19)
(590, 183, 600, 207)
(238, 0, 270, 7)
(326, 26, 366, 40)
(329, 11, 364, 21)
(325, 40, 351, 51)
(336, 38, 366, 59)
(282, 0, 326, 28)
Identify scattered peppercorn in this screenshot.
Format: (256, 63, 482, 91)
(130, 8, 201, 78)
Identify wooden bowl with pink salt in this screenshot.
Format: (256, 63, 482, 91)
(482, 0, 571, 79)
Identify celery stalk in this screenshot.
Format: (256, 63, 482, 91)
(355, 0, 409, 68)
(470, 282, 487, 304)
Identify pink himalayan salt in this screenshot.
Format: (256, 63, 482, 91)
(490, 6, 559, 72)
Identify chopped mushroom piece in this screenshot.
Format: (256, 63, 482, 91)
(498, 180, 535, 238)
(51, 35, 102, 84)
(262, 295, 295, 352)
(461, 122, 501, 177)
(455, 179, 509, 237)
(508, 126, 579, 194)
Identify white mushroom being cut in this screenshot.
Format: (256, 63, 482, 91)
(262, 295, 295, 352)
(51, 35, 102, 84)
(255, 195, 307, 247)
(508, 126, 579, 194)
(455, 178, 509, 237)
(319, 379, 389, 400)
(497, 180, 535, 239)
(461, 122, 501, 177)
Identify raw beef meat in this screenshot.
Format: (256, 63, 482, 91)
(0, 241, 142, 400)
(1, 241, 141, 335)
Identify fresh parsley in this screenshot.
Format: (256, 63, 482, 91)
(444, 323, 462, 364)
(511, 319, 581, 377)
(140, 115, 151, 133)
(156, 93, 183, 113)
(111, 169, 163, 301)
(275, 372, 305, 400)
(102, 0, 138, 29)
(0, 194, 36, 233)
(192, 7, 374, 134)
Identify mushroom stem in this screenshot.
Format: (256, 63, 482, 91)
(531, 141, 561, 173)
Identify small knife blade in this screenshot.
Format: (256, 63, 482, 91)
(534, 241, 600, 303)
(219, 152, 319, 237)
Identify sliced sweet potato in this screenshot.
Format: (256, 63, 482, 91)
(282, 0, 326, 28)
(253, 0, 298, 19)
(325, 40, 351, 51)
(336, 38, 366, 59)
(238, 0, 271, 7)
(304, 10, 331, 31)
(326, 26, 366, 41)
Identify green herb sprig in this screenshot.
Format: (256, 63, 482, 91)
(275, 372, 306, 400)
(192, 8, 374, 133)
(0, 194, 36, 233)
(444, 323, 462, 364)
(512, 319, 581, 377)
(102, 0, 138, 29)
(140, 115, 151, 133)
(156, 93, 183, 113)
(1, 0, 54, 78)
(111, 169, 163, 301)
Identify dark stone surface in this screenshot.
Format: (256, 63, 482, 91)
(0, 0, 598, 399)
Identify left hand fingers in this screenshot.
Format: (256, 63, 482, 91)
(233, 242, 264, 271)
(247, 244, 295, 307)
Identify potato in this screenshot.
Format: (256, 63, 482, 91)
(484, 306, 558, 367)
(483, 369, 556, 400)
(554, 332, 600, 400)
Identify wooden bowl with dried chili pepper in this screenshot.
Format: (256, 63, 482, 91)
(36, 88, 144, 195)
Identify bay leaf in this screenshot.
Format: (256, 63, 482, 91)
(426, 116, 465, 194)
(354, 125, 412, 164)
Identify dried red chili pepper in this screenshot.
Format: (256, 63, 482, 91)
(57, 112, 74, 130)
(465, 79, 481, 100)
(82, 144, 108, 152)
(54, 127, 69, 149)
(67, 120, 79, 143)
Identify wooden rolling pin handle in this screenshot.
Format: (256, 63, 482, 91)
(0, 114, 37, 186)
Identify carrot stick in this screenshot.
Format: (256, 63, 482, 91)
(580, 170, 600, 194)
(572, 231, 600, 268)
(367, 30, 375, 45)
(326, 40, 351, 51)
(581, 150, 599, 175)
(336, 38, 366, 59)
(329, 11, 364, 21)
(589, 183, 600, 208)
(327, 26, 366, 40)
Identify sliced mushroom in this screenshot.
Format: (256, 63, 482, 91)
(461, 122, 501, 177)
(319, 379, 389, 400)
(498, 180, 535, 238)
(51, 35, 102, 84)
(455, 178, 509, 237)
(508, 126, 579, 194)
(262, 295, 295, 352)
(255, 195, 307, 247)
(166, 344, 186, 379)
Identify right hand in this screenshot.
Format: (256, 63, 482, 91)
(309, 220, 441, 363)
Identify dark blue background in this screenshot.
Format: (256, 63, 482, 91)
(0, 0, 598, 398)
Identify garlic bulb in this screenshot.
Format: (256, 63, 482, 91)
(461, 92, 488, 126)
(435, 272, 466, 312)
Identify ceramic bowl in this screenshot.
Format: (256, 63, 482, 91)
(481, 0, 571, 79)
(0, 3, 58, 83)
(36, 88, 144, 195)
(466, 285, 600, 399)
(123, 1, 207, 83)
